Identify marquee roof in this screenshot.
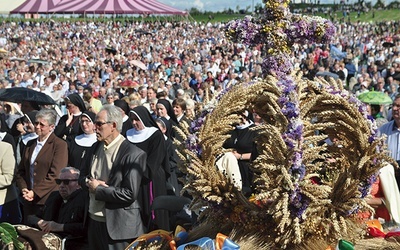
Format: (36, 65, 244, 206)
(48, 0, 187, 15)
(10, 0, 62, 14)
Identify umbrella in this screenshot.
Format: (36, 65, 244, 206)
(0, 88, 56, 105)
(315, 71, 339, 80)
(28, 59, 49, 65)
(135, 29, 152, 36)
(9, 57, 26, 62)
(105, 47, 117, 55)
(119, 79, 139, 89)
(357, 91, 393, 105)
(130, 60, 147, 71)
(383, 42, 395, 48)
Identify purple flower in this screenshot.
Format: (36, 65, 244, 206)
(289, 185, 309, 219)
(359, 171, 379, 198)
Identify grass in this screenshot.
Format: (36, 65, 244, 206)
(312, 9, 400, 23)
(189, 9, 400, 23)
(0, 8, 399, 24)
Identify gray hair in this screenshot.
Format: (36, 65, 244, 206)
(99, 104, 123, 132)
(61, 166, 80, 178)
(36, 108, 57, 125)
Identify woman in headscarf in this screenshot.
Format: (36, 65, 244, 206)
(222, 110, 258, 196)
(114, 99, 132, 137)
(13, 111, 38, 164)
(156, 99, 178, 138)
(126, 106, 170, 231)
(54, 93, 86, 142)
(67, 111, 97, 170)
(155, 117, 180, 196)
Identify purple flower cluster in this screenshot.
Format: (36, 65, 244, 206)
(289, 185, 309, 219)
(288, 162, 306, 181)
(190, 116, 205, 134)
(359, 171, 379, 198)
(185, 108, 215, 158)
(225, 16, 262, 46)
(262, 53, 293, 77)
(276, 75, 307, 218)
(286, 15, 336, 45)
(186, 134, 202, 158)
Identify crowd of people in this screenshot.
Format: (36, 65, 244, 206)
(0, 16, 399, 249)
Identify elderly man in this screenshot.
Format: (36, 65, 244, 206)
(27, 167, 88, 242)
(379, 94, 400, 162)
(80, 105, 147, 250)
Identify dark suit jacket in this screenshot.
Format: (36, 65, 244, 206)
(80, 139, 147, 240)
(16, 133, 68, 205)
(27, 189, 88, 237)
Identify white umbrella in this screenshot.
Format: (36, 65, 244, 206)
(130, 60, 147, 71)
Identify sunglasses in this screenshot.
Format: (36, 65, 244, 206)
(34, 121, 49, 127)
(94, 121, 112, 127)
(55, 179, 78, 185)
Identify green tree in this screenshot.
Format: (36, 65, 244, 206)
(374, 0, 385, 8)
(189, 7, 202, 15)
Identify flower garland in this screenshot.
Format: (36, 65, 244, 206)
(225, 1, 336, 77)
(174, 0, 395, 248)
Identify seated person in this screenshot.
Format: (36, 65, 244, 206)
(27, 166, 88, 247)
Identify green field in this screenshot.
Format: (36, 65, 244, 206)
(1, 8, 399, 24)
(189, 9, 400, 23)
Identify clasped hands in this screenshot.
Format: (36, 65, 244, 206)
(21, 188, 34, 202)
(38, 220, 63, 233)
(87, 178, 109, 193)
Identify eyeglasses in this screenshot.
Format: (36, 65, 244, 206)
(94, 121, 112, 127)
(34, 121, 49, 127)
(55, 179, 78, 185)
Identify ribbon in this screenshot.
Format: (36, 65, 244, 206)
(337, 239, 354, 250)
(177, 237, 215, 250)
(216, 233, 240, 250)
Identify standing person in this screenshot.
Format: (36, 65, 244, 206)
(54, 93, 86, 142)
(155, 117, 180, 196)
(67, 111, 97, 170)
(126, 106, 170, 231)
(172, 98, 191, 125)
(379, 94, 400, 163)
(157, 99, 178, 138)
(113, 100, 132, 137)
(379, 94, 400, 191)
(81, 105, 147, 250)
(0, 141, 21, 224)
(83, 87, 103, 114)
(13, 111, 38, 165)
(16, 109, 68, 223)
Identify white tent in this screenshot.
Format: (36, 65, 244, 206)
(0, 0, 26, 14)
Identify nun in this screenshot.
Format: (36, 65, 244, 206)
(126, 106, 170, 231)
(54, 93, 86, 142)
(114, 99, 133, 137)
(156, 99, 178, 138)
(67, 111, 97, 170)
